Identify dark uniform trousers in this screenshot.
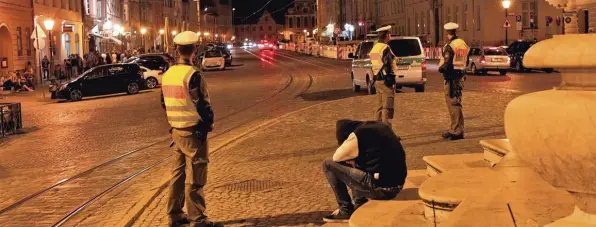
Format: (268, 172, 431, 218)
(444, 72, 465, 135)
(168, 126, 209, 225)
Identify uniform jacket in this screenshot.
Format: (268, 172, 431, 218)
(161, 59, 214, 127)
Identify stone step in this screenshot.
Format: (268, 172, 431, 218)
(348, 170, 430, 227)
(418, 168, 501, 224)
(422, 153, 487, 177)
(480, 139, 512, 167)
(349, 200, 429, 227)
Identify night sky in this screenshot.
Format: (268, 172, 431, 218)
(232, 0, 295, 25)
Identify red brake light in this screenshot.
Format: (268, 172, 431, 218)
(422, 60, 427, 71)
(480, 56, 486, 64)
(507, 57, 511, 64)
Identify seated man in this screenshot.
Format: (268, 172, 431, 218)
(322, 119, 407, 223)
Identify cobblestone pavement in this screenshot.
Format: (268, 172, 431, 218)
(0, 48, 561, 226)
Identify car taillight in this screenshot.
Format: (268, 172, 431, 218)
(480, 56, 486, 64)
(507, 57, 511, 64)
(158, 72, 164, 75)
(421, 60, 427, 71)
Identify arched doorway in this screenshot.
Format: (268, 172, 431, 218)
(0, 24, 12, 77)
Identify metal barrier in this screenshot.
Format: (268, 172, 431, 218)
(424, 47, 443, 60)
(0, 102, 22, 137)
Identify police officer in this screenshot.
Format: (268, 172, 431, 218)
(439, 22, 469, 141)
(369, 25, 396, 128)
(161, 31, 222, 227)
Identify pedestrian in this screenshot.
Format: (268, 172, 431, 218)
(161, 31, 221, 227)
(111, 52, 118, 63)
(439, 22, 469, 141)
(42, 56, 50, 80)
(321, 119, 407, 223)
(77, 54, 84, 74)
(369, 25, 397, 128)
(71, 54, 80, 78)
(64, 59, 71, 80)
(105, 53, 112, 64)
(120, 53, 127, 63)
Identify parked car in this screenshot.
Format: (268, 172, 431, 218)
(200, 50, 226, 70)
(217, 45, 233, 66)
(140, 66, 163, 89)
(466, 47, 510, 76)
(507, 40, 554, 73)
(124, 53, 175, 72)
(349, 36, 427, 94)
(51, 64, 145, 101)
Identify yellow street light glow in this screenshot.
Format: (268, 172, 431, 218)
(159, 29, 165, 34)
(140, 28, 147, 35)
(502, 0, 511, 9)
(43, 19, 55, 30)
(172, 31, 177, 36)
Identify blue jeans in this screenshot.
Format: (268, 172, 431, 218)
(322, 159, 401, 213)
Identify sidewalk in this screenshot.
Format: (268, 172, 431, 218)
(126, 90, 517, 227)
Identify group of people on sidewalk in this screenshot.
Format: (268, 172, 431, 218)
(39, 47, 149, 82)
(1, 62, 36, 93)
(159, 21, 468, 227)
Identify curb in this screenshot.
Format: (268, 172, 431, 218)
(119, 97, 353, 226)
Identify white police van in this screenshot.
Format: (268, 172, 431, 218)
(349, 36, 427, 94)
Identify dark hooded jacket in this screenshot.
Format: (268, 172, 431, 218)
(336, 120, 407, 187)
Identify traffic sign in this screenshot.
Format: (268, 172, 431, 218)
(508, 12, 515, 16)
(565, 17, 572, 24)
(503, 20, 512, 28)
(515, 15, 522, 22)
(516, 22, 522, 31)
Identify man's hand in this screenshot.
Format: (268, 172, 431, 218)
(345, 160, 356, 167)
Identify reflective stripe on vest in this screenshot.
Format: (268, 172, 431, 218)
(448, 38, 469, 70)
(370, 42, 388, 76)
(162, 65, 201, 128)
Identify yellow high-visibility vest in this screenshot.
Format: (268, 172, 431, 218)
(370, 42, 389, 76)
(161, 65, 201, 128)
(440, 38, 469, 71)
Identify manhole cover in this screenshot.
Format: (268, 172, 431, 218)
(215, 180, 285, 192)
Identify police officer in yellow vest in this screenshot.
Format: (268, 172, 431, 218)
(161, 31, 222, 227)
(369, 25, 396, 128)
(439, 22, 469, 141)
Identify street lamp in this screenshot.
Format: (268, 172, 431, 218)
(502, 0, 511, 45)
(232, 8, 236, 25)
(172, 31, 177, 36)
(43, 19, 55, 80)
(141, 28, 147, 50)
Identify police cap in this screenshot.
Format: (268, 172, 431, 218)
(444, 22, 459, 30)
(174, 31, 199, 45)
(376, 25, 392, 33)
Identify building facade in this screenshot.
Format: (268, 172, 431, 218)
(201, 0, 233, 43)
(235, 11, 283, 42)
(317, 0, 593, 47)
(83, 0, 200, 53)
(0, 0, 35, 78)
(284, 0, 316, 42)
